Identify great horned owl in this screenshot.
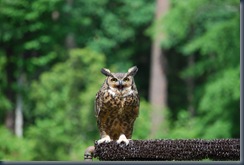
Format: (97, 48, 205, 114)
(95, 66, 140, 145)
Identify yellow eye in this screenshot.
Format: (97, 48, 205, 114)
(111, 78, 117, 82)
(123, 78, 129, 81)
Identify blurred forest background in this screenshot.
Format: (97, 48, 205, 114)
(0, 0, 240, 161)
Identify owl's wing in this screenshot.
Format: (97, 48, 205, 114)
(133, 91, 140, 117)
(94, 91, 101, 118)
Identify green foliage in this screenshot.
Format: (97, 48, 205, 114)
(26, 48, 105, 160)
(161, 0, 240, 139)
(68, 0, 155, 69)
(165, 111, 200, 139)
(198, 67, 240, 138)
(0, 127, 34, 160)
(1, 0, 154, 160)
(0, 0, 65, 127)
(0, 54, 12, 113)
(133, 99, 152, 139)
(0, 0, 240, 161)
(0, 0, 60, 43)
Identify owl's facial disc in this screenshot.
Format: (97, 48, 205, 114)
(107, 74, 133, 97)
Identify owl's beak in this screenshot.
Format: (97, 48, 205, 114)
(118, 80, 123, 90)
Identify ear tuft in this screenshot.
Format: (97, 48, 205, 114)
(127, 66, 138, 76)
(101, 68, 112, 76)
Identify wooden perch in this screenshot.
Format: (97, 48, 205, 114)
(93, 139, 240, 161)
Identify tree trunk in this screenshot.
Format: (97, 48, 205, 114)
(5, 111, 15, 133)
(65, 0, 76, 49)
(149, 0, 169, 138)
(15, 74, 24, 138)
(5, 50, 15, 133)
(186, 55, 195, 117)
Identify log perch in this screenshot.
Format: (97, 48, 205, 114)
(93, 139, 240, 161)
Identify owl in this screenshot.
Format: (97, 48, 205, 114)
(95, 66, 140, 145)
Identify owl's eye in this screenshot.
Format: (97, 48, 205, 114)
(111, 78, 117, 82)
(123, 77, 130, 81)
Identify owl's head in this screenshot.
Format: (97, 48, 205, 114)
(101, 66, 138, 97)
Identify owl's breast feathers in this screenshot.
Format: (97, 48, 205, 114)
(95, 88, 139, 140)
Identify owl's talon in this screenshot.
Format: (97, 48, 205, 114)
(116, 134, 130, 146)
(97, 135, 111, 144)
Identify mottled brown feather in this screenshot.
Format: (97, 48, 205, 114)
(95, 66, 139, 140)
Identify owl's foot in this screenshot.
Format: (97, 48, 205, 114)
(97, 135, 111, 145)
(116, 134, 130, 145)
